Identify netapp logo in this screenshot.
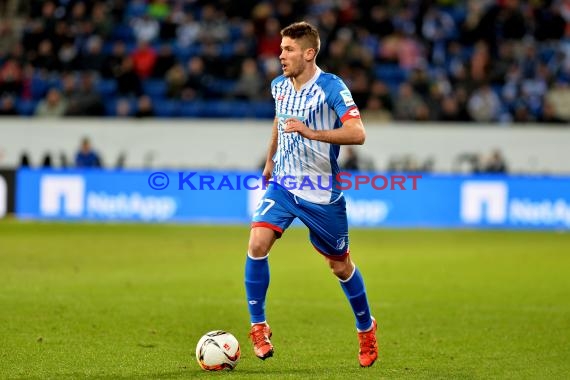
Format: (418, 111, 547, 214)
(40, 175, 85, 217)
(0, 175, 7, 218)
(345, 196, 389, 225)
(461, 181, 570, 228)
(39, 174, 177, 221)
(509, 199, 570, 227)
(461, 181, 508, 224)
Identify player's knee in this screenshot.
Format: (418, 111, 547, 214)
(248, 227, 276, 258)
(328, 259, 353, 280)
(248, 239, 270, 258)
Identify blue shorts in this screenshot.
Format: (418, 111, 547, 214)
(251, 182, 349, 261)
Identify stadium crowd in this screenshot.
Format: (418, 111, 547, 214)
(0, 0, 569, 123)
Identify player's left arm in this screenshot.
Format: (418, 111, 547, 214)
(284, 116, 365, 145)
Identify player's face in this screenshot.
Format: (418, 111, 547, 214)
(279, 37, 308, 78)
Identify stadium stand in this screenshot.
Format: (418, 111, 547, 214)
(0, 0, 568, 122)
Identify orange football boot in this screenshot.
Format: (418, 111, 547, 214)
(358, 318, 378, 367)
(249, 323, 274, 360)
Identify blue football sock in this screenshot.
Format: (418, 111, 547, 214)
(339, 266, 373, 331)
(244, 253, 270, 324)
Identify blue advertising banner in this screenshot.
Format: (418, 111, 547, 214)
(16, 169, 250, 223)
(15, 169, 570, 229)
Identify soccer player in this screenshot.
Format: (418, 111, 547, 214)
(244, 21, 378, 367)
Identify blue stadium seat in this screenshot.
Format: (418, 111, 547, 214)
(111, 25, 135, 43)
(252, 101, 275, 119)
(202, 100, 250, 118)
(16, 99, 38, 116)
(219, 43, 235, 58)
(179, 101, 205, 117)
(104, 97, 119, 116)
(142, 79, 167, 100)
(30, 75, 50, 100)
(441, 6, 467, 25)
(228, 25, 243, 42)
(207, 79, 236, 96)
(152, 99, 180, 117)
(539, 46, 556, 63)
(125, 1, 148, 19)
(374, 64, 409, 83)
(97, 79, 118, 96)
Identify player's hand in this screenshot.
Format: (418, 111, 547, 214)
(284, 118, 315, 139)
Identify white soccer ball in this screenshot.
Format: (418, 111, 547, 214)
(195, 330, 241, 371)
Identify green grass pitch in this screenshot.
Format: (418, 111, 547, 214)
(0, 221, 569, 379)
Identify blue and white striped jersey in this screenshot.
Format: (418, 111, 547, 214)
(271, 67, 361, 204)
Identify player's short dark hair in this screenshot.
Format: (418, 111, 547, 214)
(281, 21, 320, 55)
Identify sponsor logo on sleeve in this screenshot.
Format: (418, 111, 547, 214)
(339, 90, 355, 106)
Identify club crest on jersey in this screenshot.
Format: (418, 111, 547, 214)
(339, 90, 355, 106)
(336, 237, 346, 251)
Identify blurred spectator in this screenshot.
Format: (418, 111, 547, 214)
(65, 72, 105, 116)
(0, 20, 18, 53)
(409, 67, 432, 98)
(176, 14, 200, 48)
(91, 2, 114, 39)
(349, 68, 372, 109)
(538, 101, 568, 124)
(490, 41, 516, 85)
(152, 44, 176, 78)
(512, 104, 534, 123)
(470, 41, 492, 83)
(364, 6, 395, 39)
(0, 94, 17, 115)
(421, 5, 455, 64)
(183, 56, 210, 99)
(439, 96, 462, 121)
(31, 39, 60, 72)
(362, 97, 392, 122)
(131, 40, 157, 79)
(0, 58, 23, 95)
(75, 137, 102, 168)
(159, 13, 178, 41)
(467, 83, 502, 122)
(80, 36, 106, 72)
(534, 1, 566, 41)
(19, 152, 31, 167)
(394, 82, 426, 121)
(115, 98, 133, 117)
(546, 84, 570, 120)
(41, 153, 53, 168)
(147, 0, 170, 21)
(60, 152, 69, 168)
(131, 14, 160, 43)
(198, 4, 229, 43)
(233, 58, 264, 100)
(165, 63, 187, 99)
(257, 18, 282, 59)
(35, 88, 67, 117)
(341, 147, 361, 171)
(484, 149, 508, 174)
(135, 95, 154, 118)
(58, 40, 79, 72)
(102, 41, 127, 79)
(115, 57, 143, 97)
(368, 80, 394, 113)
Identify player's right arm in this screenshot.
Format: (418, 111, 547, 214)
(262, 118, 278, 182)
